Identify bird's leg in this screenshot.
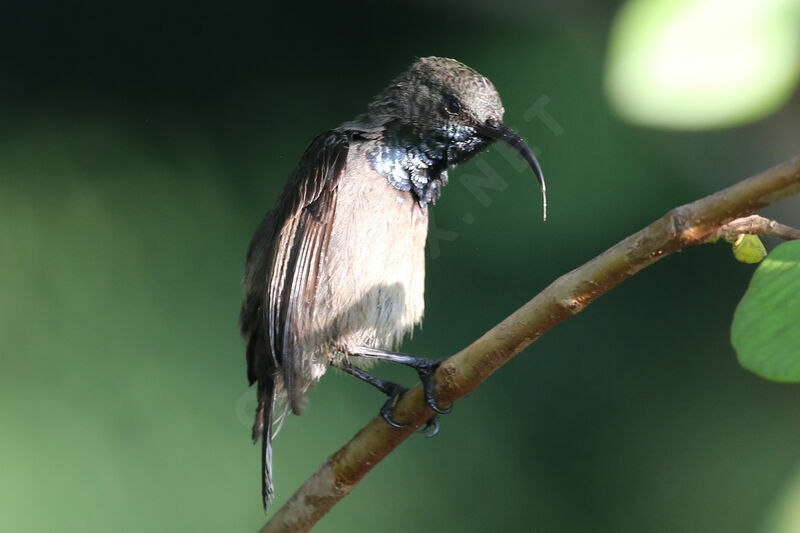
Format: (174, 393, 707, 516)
(347, 346, 453, 415)
(332, 361, 409, 428)
(332, 360, 442, 436)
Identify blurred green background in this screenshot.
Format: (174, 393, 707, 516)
(2, 1, 800, 532)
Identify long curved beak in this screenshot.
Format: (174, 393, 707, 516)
(476, 121, 547, 221)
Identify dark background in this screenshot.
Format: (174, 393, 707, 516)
(2, 2, 799, 532)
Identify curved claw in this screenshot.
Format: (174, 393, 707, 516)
(380, 387, 409, 429)
(417, 366, 454, 415)
(417, 415, 440, 438)
(428, 398, 453, 415)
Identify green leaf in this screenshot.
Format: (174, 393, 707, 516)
(731, 240, 800, 381)
(731, 234, 768, 264)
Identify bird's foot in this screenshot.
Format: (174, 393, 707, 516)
(417, 414, 440, 438)
(379, 383, 409, 428)
(379, 383, 441, 436)
(407, 358, 453, 415)
(342, 347, 454, 432)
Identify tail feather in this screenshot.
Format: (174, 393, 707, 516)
(254, 380, 276, 511)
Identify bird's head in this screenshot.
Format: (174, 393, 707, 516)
(368, 56, 546, 217)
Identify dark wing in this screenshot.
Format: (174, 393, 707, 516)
(269, 130, 350, 412)
(239, 130, 349, 510)
(241, 129, 350, 408)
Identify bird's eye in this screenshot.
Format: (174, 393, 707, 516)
(443, 95, 462, 115)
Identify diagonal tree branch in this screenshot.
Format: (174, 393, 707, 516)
(259, 155, 800, 533)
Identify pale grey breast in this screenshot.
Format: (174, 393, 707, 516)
(310, 141, 428, 376)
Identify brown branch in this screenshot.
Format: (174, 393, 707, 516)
(714, 214, 800, 241)
(259, 155, 800, 533)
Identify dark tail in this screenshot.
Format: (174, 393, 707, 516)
(253, 379, 276, 512)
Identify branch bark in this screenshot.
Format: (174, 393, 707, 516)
(259, 155, 800, 533)
(714, 214, 800, 241)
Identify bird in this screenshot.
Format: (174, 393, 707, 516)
(239, 56, 546, 511)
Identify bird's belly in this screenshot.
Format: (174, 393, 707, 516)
(314, 164, 428, 364)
